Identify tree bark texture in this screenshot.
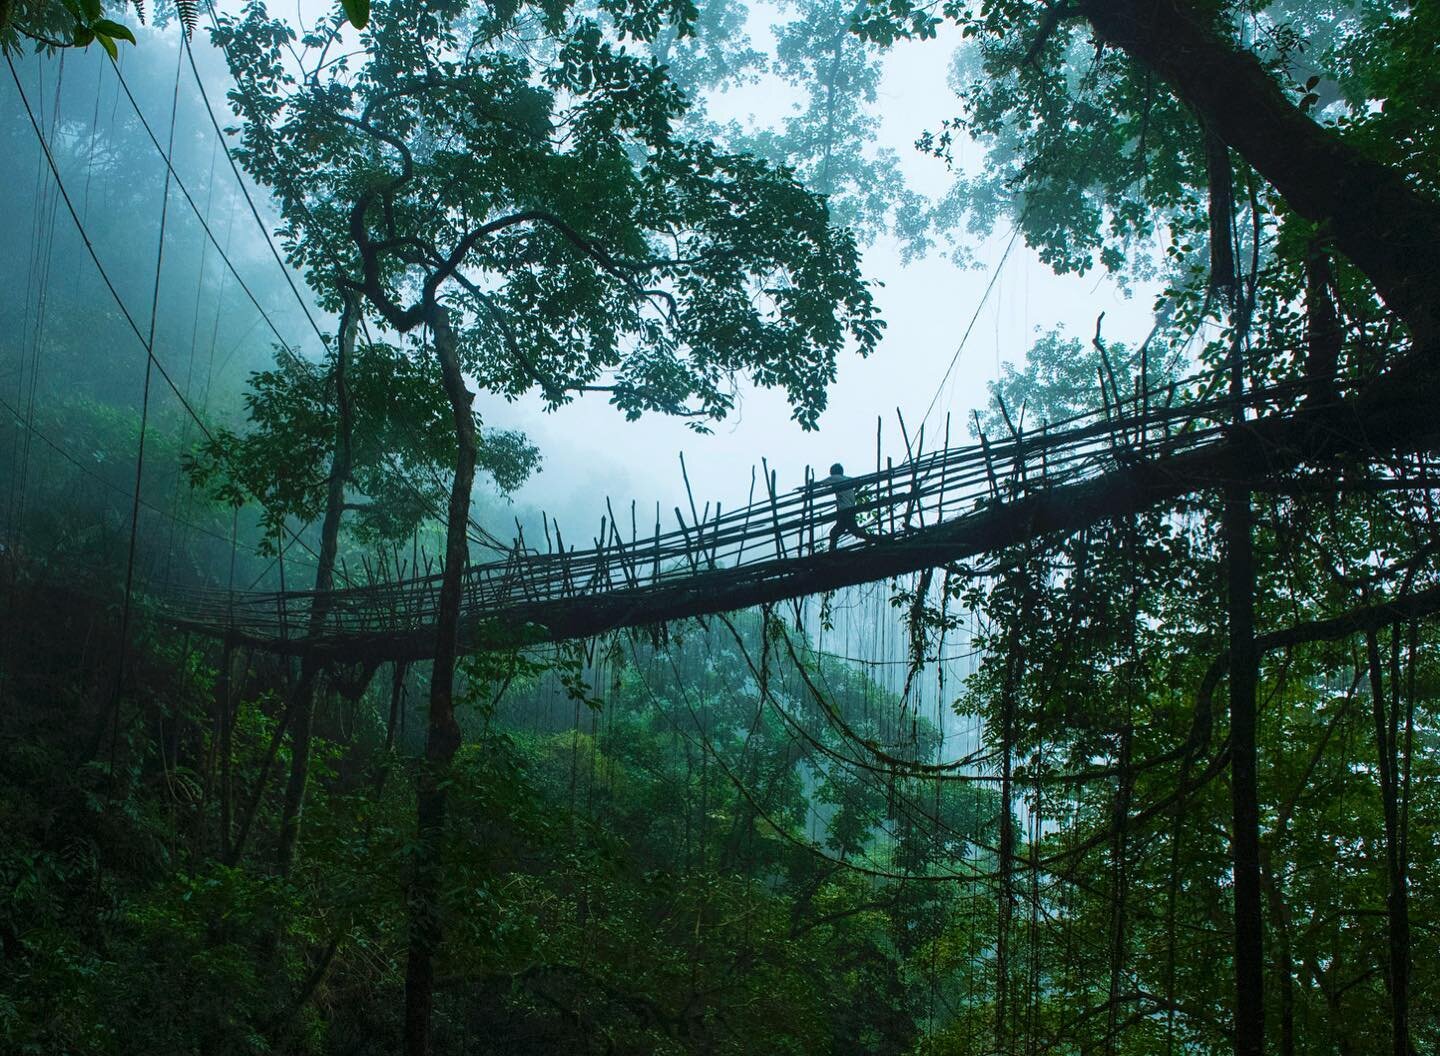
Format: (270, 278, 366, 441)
(1204, 128, 1236, 302)
(387, 660, 408, 752)
(1303, 239, 1341, 407)
(995, 667, 1014, 1056)
(403, 304, 476, 1056)
(1077, 0, 1440, 350)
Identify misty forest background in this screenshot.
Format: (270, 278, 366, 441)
(1, 0, 1437, 1054)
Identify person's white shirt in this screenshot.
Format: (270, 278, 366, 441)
(818, 472, 857, 510)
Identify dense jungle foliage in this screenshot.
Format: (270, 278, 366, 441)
(3, 0, 1440, 1053)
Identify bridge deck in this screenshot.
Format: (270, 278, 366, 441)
(159, 362, 1438, 661)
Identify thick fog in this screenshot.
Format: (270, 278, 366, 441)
(4, 10, 1154, 528)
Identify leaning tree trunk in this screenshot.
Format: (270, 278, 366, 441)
(276, 293, 360, 877)
(403, 303, 476, 1056)
(1076, 0, 1440, 351)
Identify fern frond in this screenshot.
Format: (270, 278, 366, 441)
(176, 0, 198, 36)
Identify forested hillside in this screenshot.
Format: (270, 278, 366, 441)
(2, 0, 1437, 1054)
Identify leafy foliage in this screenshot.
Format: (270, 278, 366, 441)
(0, 583, 992, 1054)
(215, 0, 883, 430)
(184, 338, 540, 549)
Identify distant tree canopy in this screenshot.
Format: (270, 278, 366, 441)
(216, 0, 882, 429)
(184, 334, 542, 551)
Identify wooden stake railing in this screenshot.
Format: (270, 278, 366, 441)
(158, 366, 1316, 648)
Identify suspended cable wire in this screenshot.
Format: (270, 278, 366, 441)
(918, 224, 1022, 431)
(6, 53, 329, 580)
(0, 390, 240, 548)
(179, 28, 509, 553)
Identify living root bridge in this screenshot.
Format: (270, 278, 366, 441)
(164, 358, 1440, 663)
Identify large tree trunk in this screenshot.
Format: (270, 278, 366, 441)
(1259, 847, 1296, 1056)
(994, 644, 1018, 1056)
(1225, 479, 1263, 1056)
(1224, 323, 1264, 1056)
(1364, 631, 1411, 1056)
(1077, 0, 1440, 349)
(403, 304, 476, 1056)
(276, 293, 360, 877)
(1303, 238, 1342, 407)
(1204, 128, 1236, 301)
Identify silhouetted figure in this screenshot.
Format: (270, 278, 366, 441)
(815, 463, 879, 551)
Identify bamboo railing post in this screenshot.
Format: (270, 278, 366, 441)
(606, 498, 638, 588)
(996, 395, 1025, 497)
(1040, 422, 1050, 488)
(886, 457, 895, 535)
(1097, 366, 1113, 426)
(591, 517, 610, 591)
(680, 452, 703, 536)
(914, 422, 926, 527)
(1135, 376, 1146, 455)
(674, 507, 700, 573)
(875, 416, 882, 481)
(707, 504, 723, 569)
(974, 411, 1000, 500)
(761, 459, 786, 560)
(896, 408, 917, 529)
(515, 520, 539, 600)
(554, 526, 573, 595)
(804, 465, 816, 555)
(936, 412, 951, 522)
(734, 467, 758, 568)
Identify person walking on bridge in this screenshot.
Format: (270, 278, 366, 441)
(813, 463, 879, 551)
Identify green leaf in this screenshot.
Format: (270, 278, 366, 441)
(80, 0, 102, 22)
(97, 33, 118, 59)
(72, 25, 95, 46)
(339, 0, 369, 29)
(94, 19, 136, 44)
